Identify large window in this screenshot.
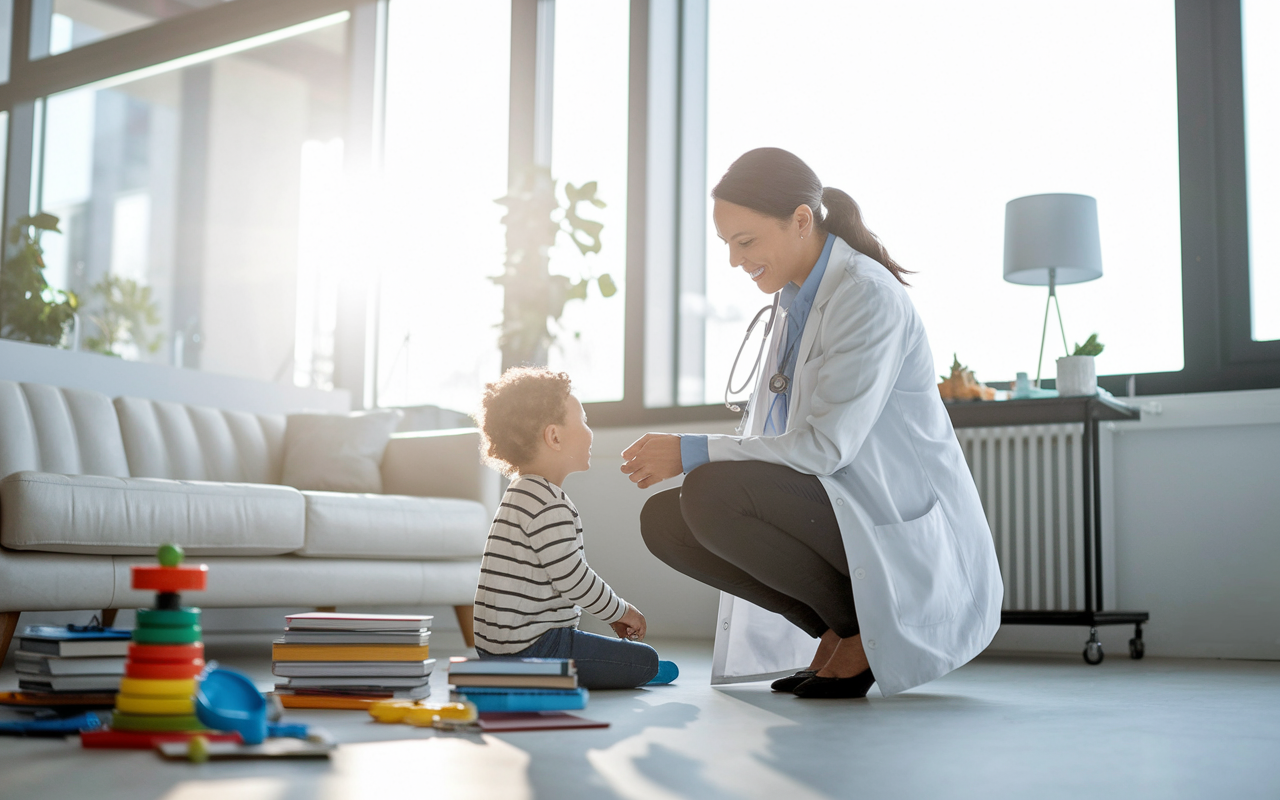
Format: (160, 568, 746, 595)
(700, 0, 1182, 403)
(375, 0, 511, 413)
(34, 16, 350, 382)
(1244, 0, 1279, 343)
(547, 0, 629, 403)
(30, 0, 227, 59)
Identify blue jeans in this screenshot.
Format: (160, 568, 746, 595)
(477, 627, 659, 689)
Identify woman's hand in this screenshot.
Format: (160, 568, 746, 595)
(620, 433, 683, 489)
(611, 603, 647, 641)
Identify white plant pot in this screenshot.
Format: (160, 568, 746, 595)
(1055, 356, 1097, 397)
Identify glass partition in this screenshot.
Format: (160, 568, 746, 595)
(30, 0, 239, 59)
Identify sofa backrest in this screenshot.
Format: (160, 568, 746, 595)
(0, 381, 131, 478)
(114, 397, 287, 484)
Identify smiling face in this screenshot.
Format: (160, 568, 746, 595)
(713, 199, 818, 294)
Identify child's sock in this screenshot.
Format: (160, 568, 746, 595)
(647, 660, 679, 685)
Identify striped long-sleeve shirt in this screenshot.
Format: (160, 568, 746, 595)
(473, 475, 628, 654)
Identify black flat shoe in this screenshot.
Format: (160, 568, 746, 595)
(770, 669, 817, 693)
(792, 668, 875, 699)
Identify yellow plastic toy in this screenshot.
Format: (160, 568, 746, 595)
(368, 699, 477, 728)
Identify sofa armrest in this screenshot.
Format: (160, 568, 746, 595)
(380, 428, 501, 513)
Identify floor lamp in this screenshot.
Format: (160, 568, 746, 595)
(1002, 194, 1103, 387)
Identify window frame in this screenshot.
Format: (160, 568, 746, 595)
(582, 0, 1280, 428)
(0, 0, 386, 402)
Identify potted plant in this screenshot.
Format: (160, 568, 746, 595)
(1056, 333, 1104, 396)
(0, 213, 78, 346)
(493, 166, 616, 370)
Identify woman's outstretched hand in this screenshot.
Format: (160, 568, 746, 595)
(620, 433, 683, 489)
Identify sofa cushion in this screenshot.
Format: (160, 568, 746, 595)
(296, 491, 488, 559)
(0, 471, 304, 555)
(114, 396, 286, 484)
(281, 410, 402, 493)
(0, 381, 130, 479)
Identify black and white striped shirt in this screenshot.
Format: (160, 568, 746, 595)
(473, 475, 627, 654)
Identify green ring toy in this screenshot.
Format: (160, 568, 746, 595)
(133, 625, 202, 645)
(136, 608, 201, 628)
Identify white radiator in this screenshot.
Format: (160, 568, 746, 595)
(956, 424, 1116, 612)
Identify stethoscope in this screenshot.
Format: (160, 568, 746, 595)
(724, 293, 798, 414)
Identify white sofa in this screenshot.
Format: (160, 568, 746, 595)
(0, 380, 497, 662)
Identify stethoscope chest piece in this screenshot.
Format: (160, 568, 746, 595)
(768, 372, 790, 394)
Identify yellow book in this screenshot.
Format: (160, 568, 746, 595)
(271, 642, 430, 662)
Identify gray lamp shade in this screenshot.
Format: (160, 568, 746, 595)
(1002, 193, 1103, 286)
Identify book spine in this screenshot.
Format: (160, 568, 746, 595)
(456, 690, 588, 713)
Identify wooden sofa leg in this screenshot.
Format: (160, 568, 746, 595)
(454, 605, 475, 649)
(315, 606, 336, 613)
(100, 609, 118, 627)
(0, 612, 20, 666)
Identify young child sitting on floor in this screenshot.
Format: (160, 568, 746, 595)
(472, 367, 677, 689)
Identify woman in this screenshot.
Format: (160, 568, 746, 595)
(621, 148, 1002, 698)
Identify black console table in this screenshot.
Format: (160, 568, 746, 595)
(946, 394, 1148, 664)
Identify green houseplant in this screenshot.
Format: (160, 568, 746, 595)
(0, 213, 78, 345)
(493, 166, 616, 369)
(83, 274, 163, 358)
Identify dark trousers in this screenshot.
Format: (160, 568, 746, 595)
(478, 627, 659, 689)
(640, 460, 859, 639)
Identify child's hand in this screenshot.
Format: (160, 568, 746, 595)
(611, 603, 647, 641)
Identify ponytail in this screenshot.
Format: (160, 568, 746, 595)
(818, 187, 912, 286)
(711, 147, 912, 286)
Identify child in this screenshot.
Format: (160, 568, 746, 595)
(472, 367, 677, 689)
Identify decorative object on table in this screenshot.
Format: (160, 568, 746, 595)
(493, 165, 616, 369)
(937, 354, 997, 402)
(0, 212, 78, 346)
(270, 612, 434, 709)
(102, 543, 210, 739)
(1056, 333, 1106, 397)
(13, 623, 129, 694)
(1003, 193, 1104, 388)
(368, 698, 478, 729)
(1010, 372, 1059, 400)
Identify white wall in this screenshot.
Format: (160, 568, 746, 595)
(571, 390, 1280, 661)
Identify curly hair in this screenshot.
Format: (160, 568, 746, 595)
(475, 367, 573, 477)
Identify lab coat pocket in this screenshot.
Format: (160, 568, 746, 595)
(872, 501, 967, 627)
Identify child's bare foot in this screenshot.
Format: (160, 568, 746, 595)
(806, 629, 841, 671)
(815, 634, 870, 679)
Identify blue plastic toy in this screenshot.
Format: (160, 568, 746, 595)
(0, 711, 101, 736)
(195, 668, 267, 745)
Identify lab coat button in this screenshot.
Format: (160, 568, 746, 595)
(854, 568, 866, 580)
(867, 639, 877, 649)
(836, 498, 844, 506)
(722, 621, 729, 631)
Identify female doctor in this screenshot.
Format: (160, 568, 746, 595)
(621, 148, 1003, 698)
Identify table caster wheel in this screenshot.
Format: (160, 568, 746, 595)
(1129, 638, 1145, 659)
(1083, 641, 1104, 665)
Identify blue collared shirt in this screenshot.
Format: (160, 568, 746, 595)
(681, 233, 836, 472)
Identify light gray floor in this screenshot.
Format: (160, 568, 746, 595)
(2, 633, 1279, 800)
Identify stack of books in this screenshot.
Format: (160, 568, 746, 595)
(448, 657, 587, 712)
(271, 612, 434, 709)
(14, 625, 130, 694)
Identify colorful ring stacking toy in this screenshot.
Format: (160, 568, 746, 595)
(110, 544, 212, 734)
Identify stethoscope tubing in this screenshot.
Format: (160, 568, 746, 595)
(724, 293, 781, 414)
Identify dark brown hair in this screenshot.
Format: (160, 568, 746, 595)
(711, 147, 912, 285)
(475, 367, 573, 477)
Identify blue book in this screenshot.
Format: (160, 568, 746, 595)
(18, 626, 132, 657)
(455, 687, 589, 713)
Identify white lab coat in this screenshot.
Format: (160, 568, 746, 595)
(707, 237, 1003, 696)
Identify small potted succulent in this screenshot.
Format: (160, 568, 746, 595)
(1056, 333, 1104, 396)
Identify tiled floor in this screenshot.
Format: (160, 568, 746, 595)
(3, 633, 1279, 800)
